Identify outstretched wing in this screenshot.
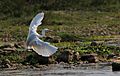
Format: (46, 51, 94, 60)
(31, 38, 58, 57)
(27, 12, 44, 48)
(29, 12, 44, 31)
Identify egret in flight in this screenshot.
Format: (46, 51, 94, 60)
(26, 12, 58, 57)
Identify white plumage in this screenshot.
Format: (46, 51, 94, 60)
(26, 12, 58, 57)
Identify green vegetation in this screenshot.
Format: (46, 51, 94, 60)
(0, 11, 120, 42)
(1, 0, 120, 18)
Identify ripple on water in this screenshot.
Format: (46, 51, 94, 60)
(0, 64, 120, 76)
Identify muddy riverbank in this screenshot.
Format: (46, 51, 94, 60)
(0, 40, 120, 76)
(0, 41, 120, 69)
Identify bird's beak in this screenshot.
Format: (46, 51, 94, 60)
(46, 29, 53, 32)
(49, 30, 53, 32)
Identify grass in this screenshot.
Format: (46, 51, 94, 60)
(0, 11, 120, 45)
(0, 11, 120, 43)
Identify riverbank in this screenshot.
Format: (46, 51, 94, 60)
(0, 40, 119, 69)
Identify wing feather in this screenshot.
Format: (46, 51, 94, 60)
(29, 12, 44, 30)
(31, 39, 58, 57)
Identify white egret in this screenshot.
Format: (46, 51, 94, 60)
(26, 12, 58, 57)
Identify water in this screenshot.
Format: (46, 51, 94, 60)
(0, 63, 120, 76)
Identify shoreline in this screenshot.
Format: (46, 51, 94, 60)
(0, 61, 112, 70)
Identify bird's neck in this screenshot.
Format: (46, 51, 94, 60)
(28, 28, 46, 38)
(41, 30, 46, 37)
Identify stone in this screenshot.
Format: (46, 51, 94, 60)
(0, 60, 2, 65)
(24, 52, 55, 65)
(4, 64, 11, 68)
(56, 50, 73, 63)
(14, 41, 25, 48)
(1, 59, 12, 68)
(90, 41, 97, 46)
(0, 43, 16, 54)
(73, 52, 80, 61)
(0, 49, 3, 53)
(0, 43, 14, 49)
(107, 54, 116, 59)
(2, 59, 11, 66)
(80, 54, 98, 63)
(3, 47, 16, 52)
(14, 43, 21, 48)
(37, 55, 55, 64)
(112, 62, 120, 71)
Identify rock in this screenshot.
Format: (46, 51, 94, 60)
(80, 54, 98, 63)
(2, 59, 11, 66)
(112, 62, 120, 71)
(24, 52, 55, 65)
(56, 50, 73, 63)
(14, 43, 21, 48)
(0, 59, 2, 63)
(90, 41, 97, 46)
(1, 59, 12, 68)
(0, 43, 14, 49)
(0, 43, 16, 54)
(14, 41, 25, 48)
(107, 54, 116, 59)
(3, 47, 16, 52)
(4, 64, 11, 68)
(0, 49, 3, 53)
(73, 52, 80, 61)
(5, 59, 11, 64)
(112, 57, 120, 63)
(1, 47, 16, 55)
(37, 55, 55, 64)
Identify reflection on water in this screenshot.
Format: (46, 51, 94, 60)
(0, 63, 120, 76)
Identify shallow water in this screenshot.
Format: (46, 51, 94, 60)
(0, 63, 120, 76)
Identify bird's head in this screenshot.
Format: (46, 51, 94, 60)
(43, 28, 49, 32)
(42, 28, 52, 37)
